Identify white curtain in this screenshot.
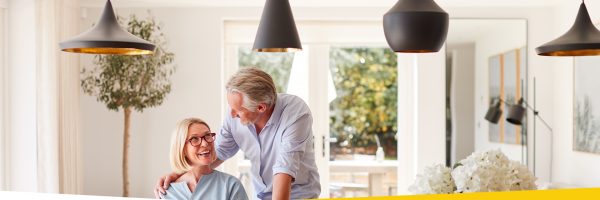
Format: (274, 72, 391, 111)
(35, 0, 81, 194)
(0, 5, 7, 191)
(6, 0, 39, 192)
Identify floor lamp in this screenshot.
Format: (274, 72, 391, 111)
(485, 77, 553, 182)
(484, 97, 528, 166)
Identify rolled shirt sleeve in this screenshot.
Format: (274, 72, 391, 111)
(272, 113, 312, 180)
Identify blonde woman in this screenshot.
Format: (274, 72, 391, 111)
(160, 118, 248, 200)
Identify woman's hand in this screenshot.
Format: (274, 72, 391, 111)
(153, 172, 181, 198)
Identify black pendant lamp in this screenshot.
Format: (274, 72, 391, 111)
(536, 1, 600, 56)
(383, 0, 449, 53)
(60, 0, 155, 55)
(253, 0, 301, 52)
(485, 98, 503, 124)
(506, 98, 527, 125)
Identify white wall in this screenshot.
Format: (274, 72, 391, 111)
(396, 51, 447, 194)
(551, 1, 600, 187)
(473, 21, 527, 162)
(447, 43, 475, 164)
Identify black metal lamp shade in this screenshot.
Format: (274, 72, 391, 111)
(507, 102, 526, 125)
(383, 0, 449, 53)
(253, 0, 302, 52)
(60, 0, 155, 55)
(485, 100, 503, 124)
(536, 2, 600, 56)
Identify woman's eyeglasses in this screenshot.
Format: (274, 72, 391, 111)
(187, 133, 216, 147)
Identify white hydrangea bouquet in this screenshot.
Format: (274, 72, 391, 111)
(408, 149, 537, 194)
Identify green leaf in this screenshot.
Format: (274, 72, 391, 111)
(81, 12, 176, 113)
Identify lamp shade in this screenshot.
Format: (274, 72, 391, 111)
(485, 100, 503, 124)
(507, 103, 526, 125)
(253, 0, 301, 52)
(60, 0, 155, 55)
(383, 0, 449, 53)
(536, 2, 600, 56)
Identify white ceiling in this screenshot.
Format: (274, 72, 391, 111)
(82, 0, 568, 8)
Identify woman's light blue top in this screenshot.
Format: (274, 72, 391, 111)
(160, 170, 249, 200)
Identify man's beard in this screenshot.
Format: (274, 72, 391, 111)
(240, 119, 252, 126)
(240, 111, 264, 126)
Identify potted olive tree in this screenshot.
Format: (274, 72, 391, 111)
(81, 14, 175, 197)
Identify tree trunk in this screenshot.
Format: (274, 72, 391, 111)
(123, 107, 132, 197)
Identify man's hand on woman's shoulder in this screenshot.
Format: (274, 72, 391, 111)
(153, 172, 181, 199)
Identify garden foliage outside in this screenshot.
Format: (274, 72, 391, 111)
(237, 47, 398, 160)
(329, 47, 398, 160)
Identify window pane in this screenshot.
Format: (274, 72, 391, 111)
(329, 47, 398, 161)
(238, 47, 295, 93)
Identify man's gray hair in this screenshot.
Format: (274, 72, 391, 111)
(226, 67, 277, 111)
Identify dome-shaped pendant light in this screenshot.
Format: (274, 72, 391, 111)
(536, 1, 600, 56)
(383, 0, 449, 53)
(60, 0, 155, 55)
(253, 0, 301, 52)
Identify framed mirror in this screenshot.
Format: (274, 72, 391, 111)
(445, 19, 528, 167)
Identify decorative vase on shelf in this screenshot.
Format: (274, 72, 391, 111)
(376, 147, 385, 162)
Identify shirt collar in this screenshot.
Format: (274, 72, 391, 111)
(265, 94, 284, 127)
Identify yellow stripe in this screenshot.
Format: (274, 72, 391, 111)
(315, 188, 600, 200)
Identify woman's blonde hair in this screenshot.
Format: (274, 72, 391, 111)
(169, 118, 211, 174)
(226, 67, 277, 111)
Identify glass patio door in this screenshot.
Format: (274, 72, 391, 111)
(326, 46, 398, 198)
